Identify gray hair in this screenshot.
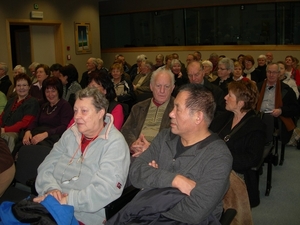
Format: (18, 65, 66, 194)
(170, 59, 181, 68)
(258, 55, 267, 60)
(156, 54, 164, 61)
(76, 87, 109, 115)
(218, 58, 234, 72)
(137, 54, 147, 62)
(179, 83, 216, 126)
(14, 65, 26, 74)
(89, 58, 99, 67)
(143, 60, 154, 71)
(267, 63, 280, 73)
(0, 62, 8, 73)
(96, 58, 104, 67)
(151, 67, 175, 86)
(202, 60, 213, 68)
(28, 62, 39, 70)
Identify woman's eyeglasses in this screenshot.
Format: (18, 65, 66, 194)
(60, 155, 83, 184)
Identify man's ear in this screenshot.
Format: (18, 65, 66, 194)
(195, 111, 204, 125)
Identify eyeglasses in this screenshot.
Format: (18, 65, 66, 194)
(266, 70, 279, 75)
(60, 155, 83, 184)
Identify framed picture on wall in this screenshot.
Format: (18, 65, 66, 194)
(75, 22, 92, 54)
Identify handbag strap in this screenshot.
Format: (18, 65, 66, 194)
(223, 115, 256, 142)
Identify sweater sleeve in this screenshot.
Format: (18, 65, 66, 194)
(4, 115, 35, 133)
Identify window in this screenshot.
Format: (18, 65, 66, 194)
(100, 2, 300, 49)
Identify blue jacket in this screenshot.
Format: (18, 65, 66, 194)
(0, 195, 79, 225)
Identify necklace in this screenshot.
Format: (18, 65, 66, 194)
(46, 105, 58, 114)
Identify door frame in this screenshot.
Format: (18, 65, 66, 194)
(6, 19, 64, 72)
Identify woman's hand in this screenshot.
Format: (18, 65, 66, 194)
(33, 189, 68, 204)
(23, 131, 32, 145)
(31, 132, 48, 145)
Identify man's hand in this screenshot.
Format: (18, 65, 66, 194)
(272, 108, 282, 117)
(130, 134, 150, 157)
(148, 160, 158, 168)
(172, 175, 196, 196)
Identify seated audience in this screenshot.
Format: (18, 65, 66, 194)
(96, 58, 109, 76)
(88, 70, 125, 130)
(29, 64, 51, 105)
(59, 64, 82, 107)
(209, 53, 219, 75)
(233, 61, 244, 81)
(256, 63, 299, 165)
(161, 54, 173, 70)
(50, 63, 63, 77)
(13, 76, 73, 157)
(0, 73, 39, 151)
(202, 60, 218, 82)
(237, 54, 244, 66)
(28, 62, 39, 84)
(265, 52, 274, 64)
(128, 54, 147, 81)
(285, 55, 300, 87)
(0, 138, 15, 197)
(170, 59, 188, 96)
(7, 65, 27, 99)
(256, 54, 267, 80)
(132, 60, 153, 100)
(243, 55, 263, 83)
(210, 78, 266, 207)
(186, 53, 197, 66)
(121, 68, 175, 157)
(108, 84, 232, 224)
(33, 87, 130, 225)
(0, 91, 7, 114)
(188, 61, 225, 115)
(80, 57, 99, 88)
(193, 50, 202, 61)
(153, 53, 164, 70)
(0, 62, 12, 95)
(110, 62, 135, 108)
(278, 61, 299, 99)
(212, 57, 234, 95)
(116, 54, 131, 74)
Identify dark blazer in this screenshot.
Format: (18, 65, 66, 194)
(203, 78, 225, 115)
(132, 72, 152, 96)
(121, 97, 174, 147)
(210, 110, 266, 207)
(243, 68, 263, 83)
(212, 76, 233, 96)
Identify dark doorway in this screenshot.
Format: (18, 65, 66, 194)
(10, 25, 31, 71)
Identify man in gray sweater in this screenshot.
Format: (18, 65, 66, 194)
(129, 84, 233, 224)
